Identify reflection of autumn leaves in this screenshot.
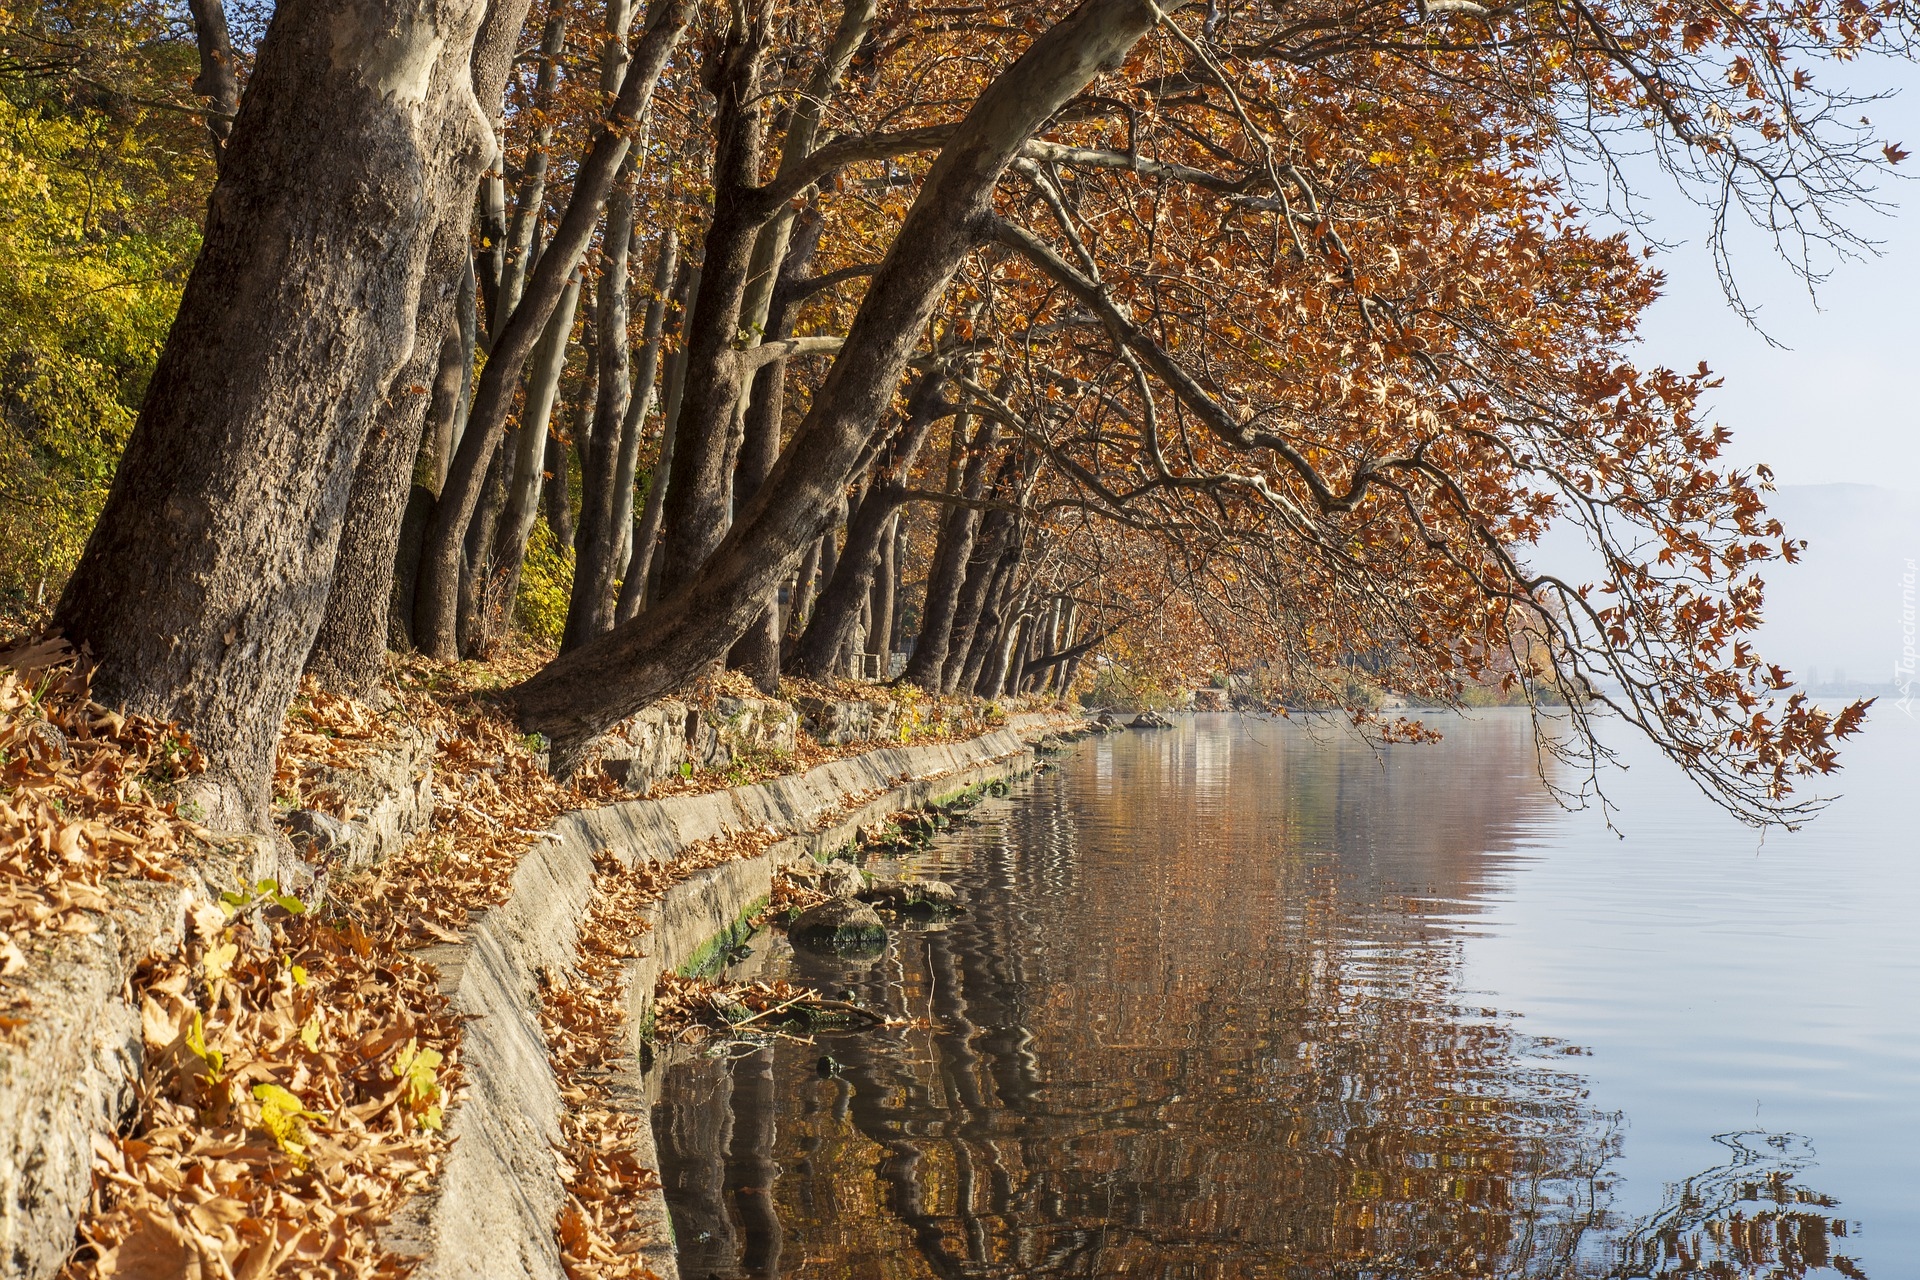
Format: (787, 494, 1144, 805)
(690, 763, 1614, 1278)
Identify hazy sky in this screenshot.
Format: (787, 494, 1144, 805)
(1620, 57, 1920, 490)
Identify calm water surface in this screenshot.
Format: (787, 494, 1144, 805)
(653, 710, 1920, 1278)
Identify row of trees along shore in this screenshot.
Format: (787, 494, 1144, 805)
(10, 0, 1900, 831)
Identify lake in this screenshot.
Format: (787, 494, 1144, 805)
(651, 708, 1920, 1278)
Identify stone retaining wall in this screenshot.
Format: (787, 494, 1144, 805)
(399, 710, 1080, 1280)
(0, 702, 1077, 1280)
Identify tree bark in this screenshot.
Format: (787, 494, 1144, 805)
(564, 182, 645, 650)
(420, 265, 476, 494)
(728, 210, 825, 690)
(185, 0, 238, 167)
(958, 550, 1017, 695)
(868, 511, 897, 669)
(902, 414, 998, 689)
(543, 430, 573, 548)
(939, 516, 1013, 694)
(990, 609, 1032, 699)
(505, 0, 1179, 767)
(782, 536, 822, 656)
(609, 231, 678, 594)
(496, 12, 566, 337)
(616, 258, 697, 622)
(655, 19, 771, 598)
(459, 428, 516, 655)
(316, 0, 553, 685)
(52, 0, 499, 827)
(788, 373, 944, 680)
(414, 0, 692, 659)
(490, 269, 582, 609)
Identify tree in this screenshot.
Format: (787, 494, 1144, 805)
(48, 0, 505, 826)
(44, 0, 1912, 827)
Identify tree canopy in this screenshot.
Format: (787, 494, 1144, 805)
(11, 0, 1909, 826)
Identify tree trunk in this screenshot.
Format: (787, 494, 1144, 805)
(495, 12, 566, 336)
(939, 518, 1011, 694)
(51, 0, 498, 827)
(782, 535, 822, 657)
(963, 554, 1018, 696)
(185, 0, 238, 167)
(788, 373, 943, 680)
(459, 431, 516, 656)
(414, 0, 692, 659)
(543, 429, 573, 548)
(420, 264, 476, 493)
(727, 211, 824, 690)
(616, 258, 697, 622)
(565, 183, 644, 650)
(655, 20, 771, 598)
(307, 220, 467, 694)
(958, 552, 1017, 695)
(609, 230, 679, 592)
(476, 166, 507, 337)
(868, 511, 897, 668)
(392, 259, 479, 651)
(985, 609, 1029, 700)
(491, 269, 582, 610)
(505, 0, 1174, 768)
(902, 415, 999, 689)
(890, 517, 910, 649)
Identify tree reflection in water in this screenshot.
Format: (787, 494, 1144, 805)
(650, 718, 1869, 1280)
(1601, 1132, 1865, 1280)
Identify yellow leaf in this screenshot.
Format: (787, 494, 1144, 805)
(202, 942, 237, 984)
(252, 1083, 318, 1164)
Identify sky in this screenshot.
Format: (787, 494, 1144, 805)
(1616, 55, 1920, 490)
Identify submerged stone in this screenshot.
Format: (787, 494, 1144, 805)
(790, 898, 887, 955)
(863, 878, 963, 915)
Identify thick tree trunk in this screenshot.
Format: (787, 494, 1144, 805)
(414, 0, 692, 659)
(727, 212, 824, 690)
(505, 0, 1176, 767)
(902, 415, 999, 690)
(51, 0, 497, 827)
(317, 0, 548, 683)
(306, 213, 468, 695)
(655, 21, 770, 598)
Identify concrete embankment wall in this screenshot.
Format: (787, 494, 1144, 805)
(0, 702, 1075, 1280)
(0, 728, 438, 1280)
(398, 713, 1076, 1280)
